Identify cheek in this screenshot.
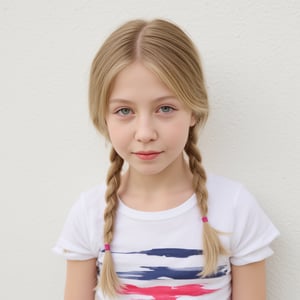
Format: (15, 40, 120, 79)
(164, 120, 191, 146)
(107, 123, 130, 149)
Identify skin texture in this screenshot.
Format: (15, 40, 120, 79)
(65, 259, 97, 300)
(64, 62, 267, 299)
(106, 62, 195, 177)
(106, 61, 196, 211)
(231, 260, 266, 300)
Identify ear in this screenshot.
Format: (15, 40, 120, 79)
(190, 113, 197, 127)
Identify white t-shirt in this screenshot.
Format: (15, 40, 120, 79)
(53, 174, 279, 299)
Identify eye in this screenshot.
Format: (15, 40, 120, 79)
(115, 107, 133, 116)
(159, 106, 175, 113)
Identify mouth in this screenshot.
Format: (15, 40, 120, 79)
(133, 151, 163, 160)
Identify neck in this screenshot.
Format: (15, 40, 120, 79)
(118, 155, 195, 210)
(126, 156, 192, 188)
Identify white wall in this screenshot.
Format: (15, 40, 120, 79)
(1, 0, 299, 299)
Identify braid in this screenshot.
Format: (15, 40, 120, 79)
(185, 128, 228, 276)
(98, 148, 124, 296)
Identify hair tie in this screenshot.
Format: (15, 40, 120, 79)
(104, 243, 111, 251)
(202, 216, 208, 223)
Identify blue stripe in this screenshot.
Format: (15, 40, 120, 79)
(117, 265, 228, 280)
(116, 248, 203, 258)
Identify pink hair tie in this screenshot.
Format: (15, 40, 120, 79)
(104, 243, 111, 251)
(202, 216, 208, 223)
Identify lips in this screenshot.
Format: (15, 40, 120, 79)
(133, 151, 163, 161)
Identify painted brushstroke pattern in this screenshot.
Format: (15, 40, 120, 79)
(98, 248, 228, 298)
(118, 265, 228, 280)
(121, 284, 218, 299)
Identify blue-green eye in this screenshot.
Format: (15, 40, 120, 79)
(159, 106, 174, 113)
(116, 108, 132, 115)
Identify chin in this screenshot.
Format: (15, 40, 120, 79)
(132, 165, 170, 176)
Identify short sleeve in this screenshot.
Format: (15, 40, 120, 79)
(52, 192, 101, 260)
(230, 186, 279, 265)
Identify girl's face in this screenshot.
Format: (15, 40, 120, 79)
(106, 61, 195, 177)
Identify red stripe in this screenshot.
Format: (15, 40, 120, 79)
(121, 283, 217, 299)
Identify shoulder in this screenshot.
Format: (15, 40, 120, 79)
(206, 173, 279, 264)
(79, 183, 107, 213)
(54, 183, 107, 259)
(207, 173, 244, 204)
(66, 183, 107, 240)
(205, 173, 259, 229)
(206, 173, 263, 214)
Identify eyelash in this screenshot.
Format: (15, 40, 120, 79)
(114, 105, 176, 116)
(115, 107, 133, 116)
(158, 106, 175, 113)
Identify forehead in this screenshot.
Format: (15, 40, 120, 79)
(109, 61, 174, 101)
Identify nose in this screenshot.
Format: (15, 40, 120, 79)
(134, 116, 158, 143)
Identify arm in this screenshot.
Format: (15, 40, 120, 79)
(64, 258, 97, 300)
(231, 260, 266, 300)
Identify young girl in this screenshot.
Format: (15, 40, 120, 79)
(54, 19, 279, 300)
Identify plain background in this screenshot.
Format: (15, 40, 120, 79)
(1, 0, 299, 299)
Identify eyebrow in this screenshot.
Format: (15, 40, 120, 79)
(109, 95, 176, 104)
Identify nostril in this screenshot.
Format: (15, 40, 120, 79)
(135, 127, 158, 143)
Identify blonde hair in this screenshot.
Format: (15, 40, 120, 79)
(89, 19, 227, 297)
